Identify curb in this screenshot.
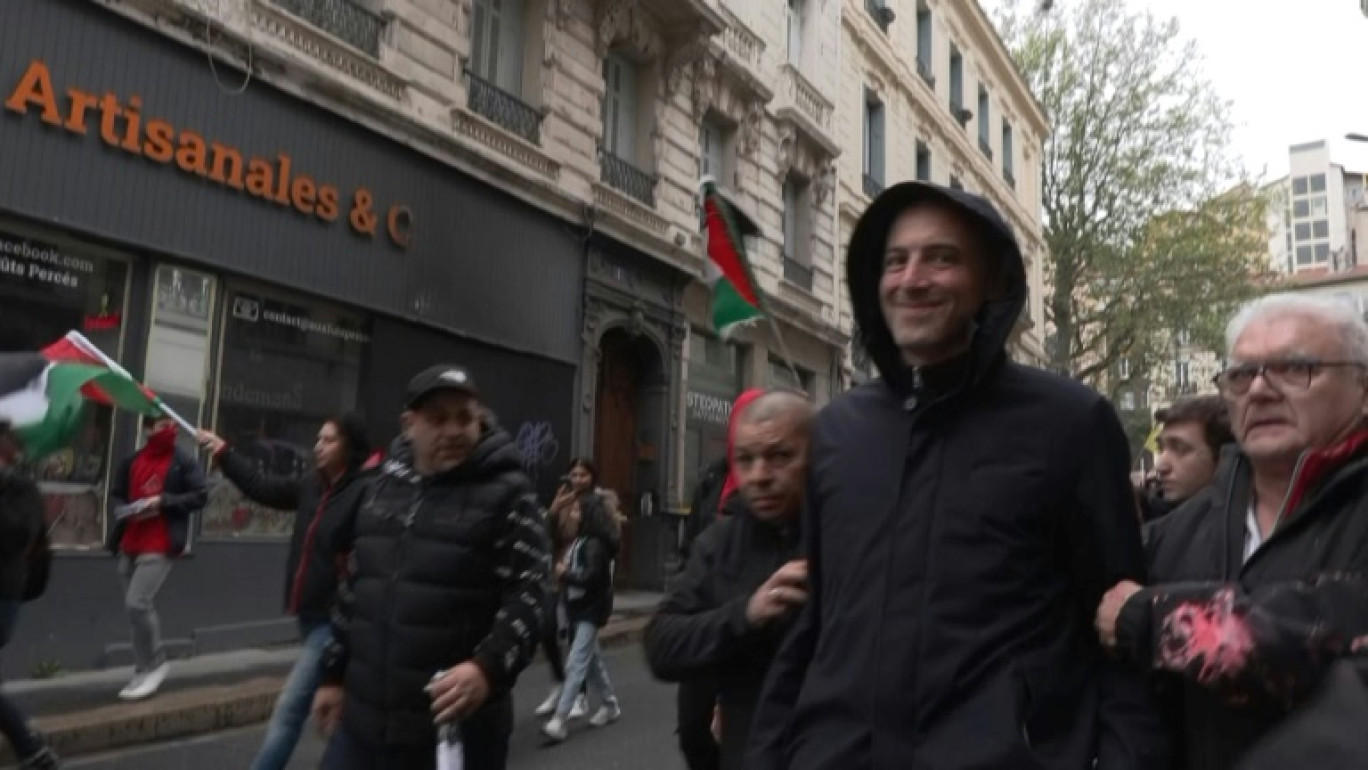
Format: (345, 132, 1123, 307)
(2, 615, 651, 763)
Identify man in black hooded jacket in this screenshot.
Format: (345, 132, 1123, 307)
(312, 365, 549, 770)
(745, 183, 1169, 769)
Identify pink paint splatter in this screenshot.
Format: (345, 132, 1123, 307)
(1156, 589, 1256, 686)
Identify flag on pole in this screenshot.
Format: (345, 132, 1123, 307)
(0, 334, 165, 458)
(700, 178, 766, 338)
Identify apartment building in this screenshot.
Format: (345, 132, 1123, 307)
(839, 0, 1050, 379)
(1269, 140, 1366, 275)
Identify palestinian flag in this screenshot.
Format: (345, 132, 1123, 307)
(700, 179, 766, 337)
(0, 336, 161, 458)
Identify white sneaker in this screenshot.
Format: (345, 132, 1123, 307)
(541, 715, 568, 743)
(589, 701, 621, 728)
(534, 686, 561, 717)
(568, 693, 588, 719)
(119, 661, 169, 701)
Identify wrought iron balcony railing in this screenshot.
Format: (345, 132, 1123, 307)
(270, 0, 385, 57)
(465, 70, 542, 145)
(783, 254, 814, 291)
(862, 173, 884, 199)
(599, 150, 657, 207)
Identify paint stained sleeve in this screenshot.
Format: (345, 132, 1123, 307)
(472, 493, 550, 690)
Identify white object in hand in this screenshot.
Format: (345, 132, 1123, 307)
(113, 498, 156, 521)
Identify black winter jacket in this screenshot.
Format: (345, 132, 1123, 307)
(217, 447, 369, 625)
(746, 183, 1169, 770)
(107, 447, 207, 557)
(0, 467, 44, 602)
(320, 426, 549, 748)
(561, 493, 618, 628)
(680, 457, 729, 565)
(1117, 434, 1368, 770)
(1236, 658, 1368, 770)
(646, 496, 800, 770)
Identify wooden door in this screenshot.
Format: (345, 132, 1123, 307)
(594, 332, 641, 579)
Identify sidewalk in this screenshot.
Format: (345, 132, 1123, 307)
(0, 592, 662, 764)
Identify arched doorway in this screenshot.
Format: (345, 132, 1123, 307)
(593, 327, 667, 588)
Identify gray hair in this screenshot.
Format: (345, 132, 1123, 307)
(1225, 293, 1368, 363)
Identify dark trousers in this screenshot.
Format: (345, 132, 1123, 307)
(678, 678, 722, 770)
(0, 601, 42, 760)
(320, 694, 513, 770)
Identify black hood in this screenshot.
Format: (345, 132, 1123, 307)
(383, 417, 525, 481)
(847, 182, 1027, 394)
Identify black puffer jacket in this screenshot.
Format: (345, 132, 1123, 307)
(0, 467, 44, 602)
(1117, 435, 1368, 770)
(561, 493, 618, 628)
(646, 495, 800, 770)
(217, 448, 369, 626)
(320, 425, 549, 748)
(746, 183, 1168, 770)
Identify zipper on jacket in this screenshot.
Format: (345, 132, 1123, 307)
(288, 486, 332, 615)
(1270, 452, 1309, 535)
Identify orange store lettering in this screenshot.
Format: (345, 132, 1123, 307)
(3, 58, 413, 249)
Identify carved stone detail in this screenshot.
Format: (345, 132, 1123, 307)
(738, 102, 765, 159)
(553, 0, 573, 30)
(813, 160, 836, 205)
(690, 55, 719, 121)
(595, 0, 659, 60)
(664, 34, 710, 100)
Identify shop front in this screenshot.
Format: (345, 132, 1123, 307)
(0, 0, 581, 676)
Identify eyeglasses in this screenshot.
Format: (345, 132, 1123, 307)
(1213, 359, 1366, 396)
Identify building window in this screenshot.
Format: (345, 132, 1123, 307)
(977, 84, 991, 158)
(1120, 392, 1136, 412)
(470, 0, 525, 94)
(769, 355, 812, 394)
(863, 91, 885, 196)
(1175, 360, 1190, 391)
(1293, 199, 1310, 218)
(1315, 242, 1331, 261)
(949, 44, 964, 119)
(699, 118, 730, 184)
(1296, 244, 1313, 265)
(1310, 173, 1326, 193)
(1313, 219, 1330, 239)
(1294, 222, 1311, 240)
(1309, 196, 1328, 217)
(1002, 122, 1015, 187)
(1292, 176, 1308, 195)
(949, 174, 963, 191)
(1118, 357, 1131, 380)
(915, 6, 934, 85)
(782, 177, 813, 291)
(204, 285, 369, 539)
(865, 0, 893, 32)
(787, 0, 805, 66)
(601, 53, 655, 206)
(0, 228, 130, 550)
(915, 140, 931, 181)
(684, 330, 746, 504)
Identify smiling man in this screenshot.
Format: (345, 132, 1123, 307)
(1098, 293, 1368, 769)
(746, 183, 1168, 769)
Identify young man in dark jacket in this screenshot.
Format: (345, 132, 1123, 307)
(0, 424, 59, 769)
(746, 183, 1168, 769)
(646, 390, 812, 770)
(1098, 293, 1368, 769)
(108, 414, 207, 702)
(311, 365, 548, 770)
(198, 413, 371, 770)
(1142, 395, 1234, 521)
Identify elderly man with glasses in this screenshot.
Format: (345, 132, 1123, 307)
(1093, 293, 1368, 770)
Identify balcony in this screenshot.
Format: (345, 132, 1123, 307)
(863, 173, 884, 199)
(268, 0, 385, 57)
(464, 70, 543, 146)
(916, 58, 936, 89)
(783, 254, 814, 291)
(775, 64, 838, 156)
(864, 0, 895, 32)
(979, 136, 993, 160)
(599, 150, 657, 208)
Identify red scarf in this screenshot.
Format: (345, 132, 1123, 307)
(120, 426, 177, 555)
(719, 389, 766, 510)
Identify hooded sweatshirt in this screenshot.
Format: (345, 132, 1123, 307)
(745, 183, 1169, 770)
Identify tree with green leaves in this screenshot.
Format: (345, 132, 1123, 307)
(990, 0, 1273, 406)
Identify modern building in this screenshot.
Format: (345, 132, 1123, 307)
(1268, 140, 1365, 275)
(838, 0, 1050, 380)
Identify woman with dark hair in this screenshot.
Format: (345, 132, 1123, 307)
(542, 457, 623, 743)
(198, 414, 372, 770)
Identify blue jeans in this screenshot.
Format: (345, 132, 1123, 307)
(0, 600, 42, 759)
(554, 621, 617, 717)
(250, 621, 331, 770)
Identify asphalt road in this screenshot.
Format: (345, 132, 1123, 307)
(66, 644, 685, 770)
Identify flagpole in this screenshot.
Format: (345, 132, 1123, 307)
(63, 331, 198, 435)
(763, 314, 807, 394)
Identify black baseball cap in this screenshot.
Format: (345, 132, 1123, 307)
(405, 364, 480, 409)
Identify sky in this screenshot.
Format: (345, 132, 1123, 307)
(985, 0, 1368, 180)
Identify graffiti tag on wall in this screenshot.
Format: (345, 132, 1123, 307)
(515, 420, 560, 483)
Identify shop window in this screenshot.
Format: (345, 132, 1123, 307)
(0, 228, 130, 549)
(682, 329, 746, 505)
(203, 285, 369, 539)
(145, 265, 217, 458)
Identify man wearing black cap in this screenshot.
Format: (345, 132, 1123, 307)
(312, 365, 549, 770)
(745, 184, 1169, 769)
